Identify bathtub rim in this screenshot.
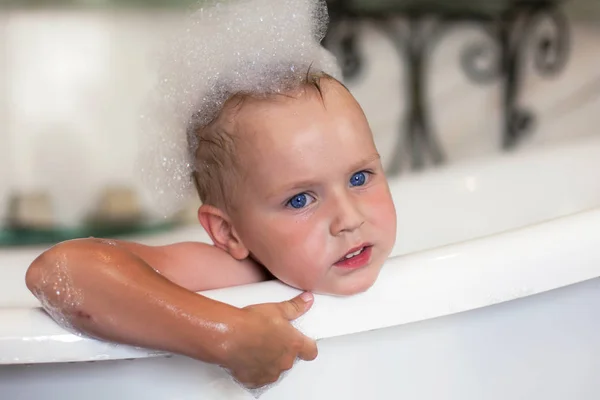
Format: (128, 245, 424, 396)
(2, 206, 600, 365)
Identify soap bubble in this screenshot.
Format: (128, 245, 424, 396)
(138, 0, 341, 216)
(34, 253, 84, 334)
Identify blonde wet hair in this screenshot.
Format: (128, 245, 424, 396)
(189, 69, 340, 209)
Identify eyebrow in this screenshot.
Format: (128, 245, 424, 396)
(346, 153, 381, 175)
(268, 153, 381, 200)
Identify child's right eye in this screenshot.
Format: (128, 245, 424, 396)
(286, 193, 315, 209)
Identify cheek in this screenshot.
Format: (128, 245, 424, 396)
(366, 185, 397, 235)
(271, 212, 331, 252)
(247, 214, 333, 289)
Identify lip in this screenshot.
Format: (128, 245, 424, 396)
(334, 244, 373, 270)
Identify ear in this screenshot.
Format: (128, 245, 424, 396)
(197, 204, 249, 260)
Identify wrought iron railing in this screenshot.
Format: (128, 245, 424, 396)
(323, 0, 572, 174)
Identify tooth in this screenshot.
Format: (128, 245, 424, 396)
(345, 248, 364, 259)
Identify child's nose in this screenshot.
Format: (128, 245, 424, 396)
(329, 193, 365, 236)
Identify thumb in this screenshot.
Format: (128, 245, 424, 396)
(279, 292, 314, 321)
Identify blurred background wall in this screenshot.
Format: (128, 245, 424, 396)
(0, 0, 598, 243)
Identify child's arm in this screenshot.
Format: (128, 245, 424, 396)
(25, 238, 317, 388)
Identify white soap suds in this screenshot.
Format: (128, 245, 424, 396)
(34, 253, 84, 334)
(138, 0, 341, 216)
(221, 357, 299, 398)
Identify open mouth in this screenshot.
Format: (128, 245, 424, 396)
(334, 245, 373, 269)
(342, 247, 367, 260)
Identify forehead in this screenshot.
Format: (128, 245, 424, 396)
(232, 79, 377, 190)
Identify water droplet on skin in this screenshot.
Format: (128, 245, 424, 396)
(35, 257, 84, 334)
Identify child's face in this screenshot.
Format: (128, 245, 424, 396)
(228, 79, 397, 295)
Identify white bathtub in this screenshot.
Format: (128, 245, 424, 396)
(1, 136, 600, 399)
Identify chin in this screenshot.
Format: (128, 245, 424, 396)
(321, 276, 378, 296)
(346, 263, 388, 295)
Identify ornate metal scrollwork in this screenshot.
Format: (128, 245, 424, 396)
(382, 16, 448, 173)
(322, 1, 364, 81)
(461, 2, 570, 149)
(323, 0, 571, 176)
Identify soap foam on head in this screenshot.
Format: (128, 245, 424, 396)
(139, 0, 341, 217)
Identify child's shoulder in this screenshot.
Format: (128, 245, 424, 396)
(114, 239, 268, 291)
(43, 238, 267, 292)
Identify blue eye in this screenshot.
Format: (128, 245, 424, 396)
(350, 171, 368, 187)
(287, 193, 312, 209)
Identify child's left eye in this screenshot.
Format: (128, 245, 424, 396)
(349, 171, 370, 187)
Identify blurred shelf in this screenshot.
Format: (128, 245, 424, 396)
(0, 220, 177, 247)
(345, 0, 553, 15)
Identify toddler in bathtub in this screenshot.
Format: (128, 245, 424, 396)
(25, 0, 397, 390)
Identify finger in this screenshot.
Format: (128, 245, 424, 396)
(280, 354, 296, 372)
(297, 337, 318, 362)
(278, 292, 314, 321)
(233, 370, 275, 390)
(243, 372, 280, 390)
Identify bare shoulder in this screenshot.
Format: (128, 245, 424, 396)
(113, 239, 269, 292)
(32, 237, 268, 292)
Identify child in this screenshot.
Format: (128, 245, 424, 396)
(25, 0, 397, 390)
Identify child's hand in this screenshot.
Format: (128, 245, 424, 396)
(220, 292, 317, 388)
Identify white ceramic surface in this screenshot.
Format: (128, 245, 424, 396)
(1, 136, 600, 399)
